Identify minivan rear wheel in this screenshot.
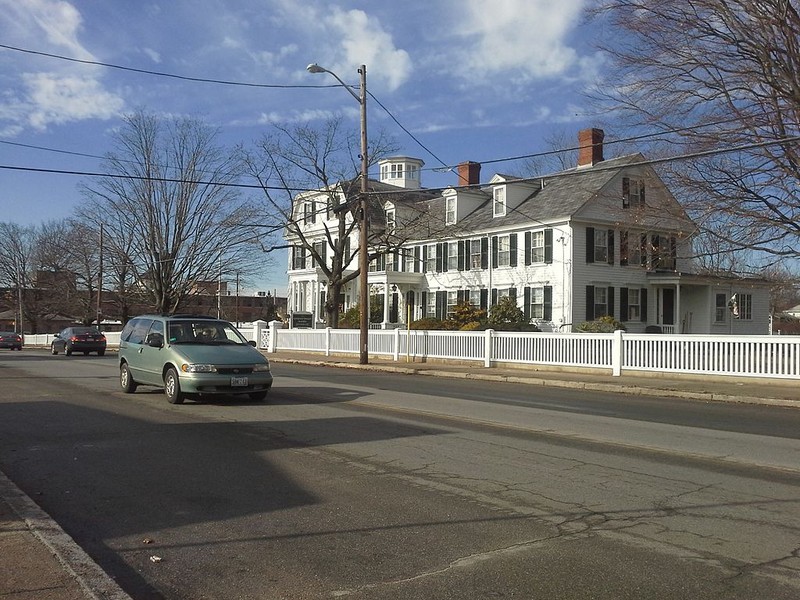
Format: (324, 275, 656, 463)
(164, 368, 184, 404)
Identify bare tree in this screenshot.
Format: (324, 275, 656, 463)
(79, 110, 265, 315)
(0, 223, 36, 332)
(243, 117, 433, 327)
(589, 0, 800, 272)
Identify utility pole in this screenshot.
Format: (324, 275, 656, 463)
(97, 223, 103, 327)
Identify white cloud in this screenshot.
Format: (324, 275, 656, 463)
(0, 0, 125, 133)
(142, 48, 161, 63)
(447, 0, 587, 82)
(23, 73, 124, 129)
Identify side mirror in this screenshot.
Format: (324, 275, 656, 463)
(248, 340, 257, 347)
(146, 332, 164, 348)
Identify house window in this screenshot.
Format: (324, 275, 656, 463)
(493, 186, 506, 217)
(426, 292, 437, 318)
(380, 164, 389, 179)
(529, 287, 545, 319)
(292, 246, 308, 270)
(391, 163, 404, 178)
(447, 291, 458, 318)
(312, 241, 327, 268)
(715, 293, 727, 323)
(593, 287, 608, 318)
(404, 248, 415, 273)
(385, 208, 396, 233)
(303, 200, 316, 224)
(728, 293, 753, 320)
(470, 239, 483, 269)
(469, 289, 482, 307)
(622, 177, 645, 208)
(425, 244, 437, 272)
(594, 229, 608, 263)
(447, 242, 458, 271)
(627, 288, 641, 320)
(530, 230, 545, 263)
(408, 164, 418, 180)
(497, 235, 511, 267)
(445, 196, 456, 225)
(369, 253, 386, 272)
(620, 230, 641, 267)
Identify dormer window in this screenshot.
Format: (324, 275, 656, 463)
(445, 196, 456, 225)
(385, 208, 396, 233)
(622, 177, 645, 208)
(493, 186, 506, 217)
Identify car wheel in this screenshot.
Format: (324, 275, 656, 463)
(248, 391, 268, 402)
(98, 350, 105, 357)
(164, 368, 184, 404)
(51, 343, 58, 355)
(65, 345, 72, 356)
(120, 363, 137, 393)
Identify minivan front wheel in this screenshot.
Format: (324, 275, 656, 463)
(164, 368, 185, 404)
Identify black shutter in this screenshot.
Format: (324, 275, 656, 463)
(421, 291, 428, 317)
(491, 288, 498, 306)
(436, 290, 447, 319)
(639, 180, 645, 207)
(458, 240, 465, 271)
(491, 236, 499, 268)
(640, 234, 648, 267)
(509, 287, 517, 300)
(481, 237, 489, 269)
(620, 287, 629, 322)
(414, 246, 420, 273)
(608, 287, 615, 319)
(524, 287, 531, 320)
(586, 228, 595, 263)
(422, 245, 428, 273)
(586, 285, 595, 321)
(607, 230, 615, 265)
(543, 286, 552, 321)
(620, 231, 628, 266)
(524, 231, 532, 266)
(480, 289, 488, 310)
(510, 233, 518, 267)
(544, 229, 553, 264)
(622, 177, 630, 208)
(641, 288, 648, 322)
(437, 243, 445, 272)
(457, 289, 468, 304)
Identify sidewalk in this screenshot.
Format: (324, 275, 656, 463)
(1, 352, 796, 600)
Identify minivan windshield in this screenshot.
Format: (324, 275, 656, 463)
(167, 320, 248, 345)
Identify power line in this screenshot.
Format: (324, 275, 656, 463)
(0, 43, 334, 90)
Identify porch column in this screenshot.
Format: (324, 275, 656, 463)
(676, 283, 682, 333)
(383, 284, 390, 326)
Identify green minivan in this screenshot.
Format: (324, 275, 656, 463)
(118, 314, 273, 404)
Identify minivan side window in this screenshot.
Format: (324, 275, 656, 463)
(126, 319, 155, 345)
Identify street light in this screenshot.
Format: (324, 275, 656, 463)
(307, 62, 370, 365)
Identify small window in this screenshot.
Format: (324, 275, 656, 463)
(385, 208, 396, 233)
(623, 177, 645, 208)
(530, 230, 545, 263)
(425, 244, 437, 272)
(497, 235, 511, 267)
(627, 288, 641, 320)
(594, 287, 608, 318)
(715, 293, 727, 323)
(446, 291, 458, 318)
(594, 230, 608, 263)
(445, 196, 456, 225)
(529, 287, 545, 319)
(469, 289, 482, 307)
(729, 293, 753, 320)
(470, 239, 482, 269)
(303, 200, 316, 224)
(493, 186, 506, 217)
(447, 241, 458, 271)
(426, 292, 437, 317)
(403, 248, 415, 273)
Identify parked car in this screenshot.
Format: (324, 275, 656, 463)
(0, 331, 23, 350)
(118, 314, 272, 405)
(51, 326, 107, 356)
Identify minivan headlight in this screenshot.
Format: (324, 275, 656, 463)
(181, 363, 217, 373)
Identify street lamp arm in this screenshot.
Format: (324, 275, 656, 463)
(306, 64, 362, 104)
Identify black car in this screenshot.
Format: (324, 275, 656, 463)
(51, 326, 107, 356)
(0, 331, 23, 350)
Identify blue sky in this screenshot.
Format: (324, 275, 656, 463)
(0, 0, 605, 293)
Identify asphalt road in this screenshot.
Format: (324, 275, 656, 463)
(1, 350, 800, 599)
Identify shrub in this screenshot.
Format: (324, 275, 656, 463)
(410, 318, 459, 330)
(575, 315, 627, 332)
(488, 296, 526, 329)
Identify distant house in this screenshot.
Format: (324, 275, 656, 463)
(285, 128, 771, 334)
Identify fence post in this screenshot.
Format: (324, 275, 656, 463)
(612, 329, 623, 376)
(325, 327, 332, 357)
(267, 320, 279, 353)
(484, 329, 494, 368)
(393, 327, 401, 362)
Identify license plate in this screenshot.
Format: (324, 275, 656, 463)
(231, 376, 248, 387)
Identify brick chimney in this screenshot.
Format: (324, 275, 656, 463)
(457, 161, 481, 187)
(577, 128, 604, 168)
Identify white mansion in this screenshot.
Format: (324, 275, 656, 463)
(285, 128, 770, 334)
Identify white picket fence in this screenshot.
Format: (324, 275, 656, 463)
(21, 323, 800, 380)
